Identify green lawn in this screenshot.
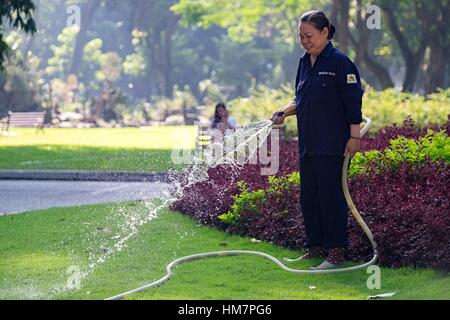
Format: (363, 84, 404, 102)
(1, 201, 449, 300)
(0, 127, 197, 172)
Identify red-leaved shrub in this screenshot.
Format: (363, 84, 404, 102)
(171, 120, 450, 271)
(361, 115, 450, 152)
(170, 136, 299, 224)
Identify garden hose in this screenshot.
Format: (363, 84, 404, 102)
(105, 115, 378, 300)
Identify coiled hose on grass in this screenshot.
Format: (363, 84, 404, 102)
(105, 116, 378, 300)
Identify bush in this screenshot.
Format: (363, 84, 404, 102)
(172, 118, 450, 271)
(351, 129, 450, 176)
(362, 88, 450, 133)
(216, 161, 450, 271)
(361, 116, 450, 152)
(228, 85, 450, 139)
(219, 173, 300, 234)
(347, 160, 450, 270)
(218, 181, 266, 233)
(228, 83, 298, 138)
(169, 137, 299, 226)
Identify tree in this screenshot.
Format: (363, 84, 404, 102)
(331, 0, 350, 53)
(170, 0, 327, 94)
(171, 0, 325, 47)
(0, 0, 36, 72)
(347, 0, 394, 89)
(130, 0, 180, 98)
(0, 31, 42, 115)
(68, 0, 101, 76)
(378, 0, 446, 92)
(423, 1, 449, 94)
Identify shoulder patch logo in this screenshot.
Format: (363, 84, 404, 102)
(347, 74, 357, 84)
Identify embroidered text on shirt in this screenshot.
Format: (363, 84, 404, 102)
(318, 71, 336, 76)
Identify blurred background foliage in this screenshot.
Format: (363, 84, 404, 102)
(0, 0, 448, 129)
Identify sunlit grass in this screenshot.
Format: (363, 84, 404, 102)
(0, 127, 197, 172)
(1, 201, 449, 300)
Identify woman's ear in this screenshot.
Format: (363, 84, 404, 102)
(322, 27, 329, 39)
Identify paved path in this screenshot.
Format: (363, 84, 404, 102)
(0, 169, 176, 182)
(0, 180, 170, 215)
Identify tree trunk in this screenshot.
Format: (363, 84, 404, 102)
(68, 0, 100, 76)
(348, 0, 394, 89)
(424, 3, 449, 94)
(335, 0, 349, 53)
(425, 38, 447, 94)
(382, 3, 430, 92)
(162, 17, 179, 98)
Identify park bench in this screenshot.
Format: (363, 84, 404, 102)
(1, 111, 46, 134)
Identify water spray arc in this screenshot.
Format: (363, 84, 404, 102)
(105, 115, 378, 300)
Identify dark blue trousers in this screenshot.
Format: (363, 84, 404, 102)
(299, 156, 349, 249)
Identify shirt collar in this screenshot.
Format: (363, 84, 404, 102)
(321, 41, 333, 58)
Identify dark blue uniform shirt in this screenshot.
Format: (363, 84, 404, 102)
(294, 41, 363, 156)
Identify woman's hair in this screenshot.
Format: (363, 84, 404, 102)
(211, 102, 227, 128)
(299, 10, 336, 40)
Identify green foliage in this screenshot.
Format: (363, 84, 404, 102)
(123, 29, 147, 77)
(219, 181, 265, 226)
(98, 52, 123, 82)
(219, 172, 300, 226)
(0, 31, 43, 115)
(229, 85, 449, 138)
(362, 87, 450, 133)
(198, 78, 228, 107)
(222, 129, 449, 227)
(123, 53, 146, 77)
(0, 0, 36, 72)
(266, 171, 300, 195)
(229, 83, 298, 137)
(171, 0, 324, 46)
(350, 130, 450, 176)
(149, 85, 199, 124)
(46, 26, 79, 78)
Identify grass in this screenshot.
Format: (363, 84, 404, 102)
(0, 127, 197, 172)
(1, 201, 449, 300)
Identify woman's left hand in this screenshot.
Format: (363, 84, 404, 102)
(344, 138, 360, 157)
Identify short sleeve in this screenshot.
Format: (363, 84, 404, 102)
(337, 57, 364, 124)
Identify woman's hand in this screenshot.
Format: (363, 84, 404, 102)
(270, 110, 286, 125)
(344, 138, 360, 157)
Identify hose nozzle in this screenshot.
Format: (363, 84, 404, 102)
(271, 111, 285, 123)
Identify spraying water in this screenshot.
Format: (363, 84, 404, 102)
(103, 116, 378, 300)
(14, 115, 375, 299)
(42, 119, 278, 299)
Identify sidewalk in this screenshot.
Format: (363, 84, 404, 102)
(0, 169, 180, 182)
(0, 179, 170, 215)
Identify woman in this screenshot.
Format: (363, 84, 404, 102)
(211, 102, 236, 135)
(271, 10, 364, 270)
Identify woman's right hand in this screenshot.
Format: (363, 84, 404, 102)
(271, 110, 286, 125)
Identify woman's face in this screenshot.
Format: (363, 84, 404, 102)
(298, 22, 329, 56)
(217, 106, 227, 118)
